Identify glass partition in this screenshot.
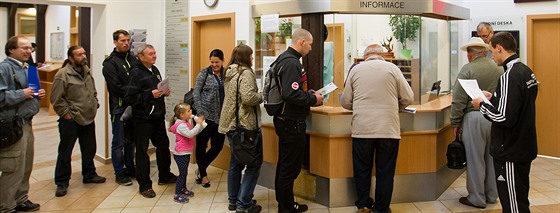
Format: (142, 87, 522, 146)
(255, 14, 458, 105)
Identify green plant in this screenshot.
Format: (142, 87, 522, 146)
(279, 20, 292, 37)
(388, 15, 421, 50)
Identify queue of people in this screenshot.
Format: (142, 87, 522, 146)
(0, 25, 538, 213)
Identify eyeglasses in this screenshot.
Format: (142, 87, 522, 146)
(18, 46, 33, 51)
(478, 34, 490, 39)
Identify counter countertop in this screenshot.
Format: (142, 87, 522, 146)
(310, 94, 451, 115)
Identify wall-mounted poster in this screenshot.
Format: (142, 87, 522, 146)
(50, 32, 65, 59)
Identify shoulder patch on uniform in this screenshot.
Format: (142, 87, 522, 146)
(291, 82, 299, 90)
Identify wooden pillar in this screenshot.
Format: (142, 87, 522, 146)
(35, 4, 47, 63)
(301, 13, 325, 90)
(8, 3, 18, 38)
(78, 7, 91, 66)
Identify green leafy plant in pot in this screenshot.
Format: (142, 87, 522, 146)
(389, 15, 421, 59)
(279, 20, 293, 42)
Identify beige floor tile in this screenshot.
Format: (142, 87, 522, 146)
(188, 192, 216, 204)
(440, 199, 484, 212)
(414, 201, 451, 212)
(39, 196, 80, 211)
(127, 194, 162, 207)
(453, 186, 469, 197)
(253, 189, 269, 200)
(97, 195, 134, 209)
(208, 202, 230, 212)
(156, 194, 180, 206)
(438, 187, 463, 201)
(66, 196, 106, 211)
(541, 190, 560, 202)
(92, 207, 124, 212)
(216, 181, 228, 192)
(391, 203, 421, 213)
(532, 181, 560, 192)
(121, 206, 154, 213)
(534, 203, 560, 213)
(151, 204, 183, 213)
(329, 206, 358, 213)
(180, 202, 211, 212)
(110, 185, 140, 197)
(212, 191, 229, 203)
(530, 191, 559, 206)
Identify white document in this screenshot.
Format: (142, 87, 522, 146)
(458, 79, 492, 105)
(316, 82, 338, 96)
(261, 14, 280, 33)
(158, 77, 169, 91)
(401, 107, 416, 114)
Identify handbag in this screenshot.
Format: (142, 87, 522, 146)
(446, 133, 467, 169)
(1, 70, 24, 149)
(226, 73, 262, 167)
(183, 69, 209, 114)
(0, 114, 24, 149)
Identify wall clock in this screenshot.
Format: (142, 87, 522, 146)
(204, 0, 218, 8)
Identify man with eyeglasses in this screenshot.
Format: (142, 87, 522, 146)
(0, 36, 45, 212)
(477, 22, 494, 58)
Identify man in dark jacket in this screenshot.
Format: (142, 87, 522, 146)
(102, 29, 137, 186)
(273, 28, 323, 213)
(472, 32, 538, 213)
(125, 44, 176, 198)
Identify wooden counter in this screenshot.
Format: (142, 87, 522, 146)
(258, 95, 461, 207)
(38, 63, 63, 115)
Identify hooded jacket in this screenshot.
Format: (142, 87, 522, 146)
(102, 48, 137, 115)
(218, 64, 262, 134)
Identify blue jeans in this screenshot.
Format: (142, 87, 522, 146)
(228, 135, 262, 210)
(111, 113, 135, 175)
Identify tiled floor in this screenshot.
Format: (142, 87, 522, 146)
(26, 108, 560, 212)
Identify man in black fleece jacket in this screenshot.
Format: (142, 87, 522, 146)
(472, 32, 538, 213)
(125, 44, 176, 198)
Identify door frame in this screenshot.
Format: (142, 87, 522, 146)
(191, 12, 235, 86)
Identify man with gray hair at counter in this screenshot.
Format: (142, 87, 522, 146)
(340, 44, 414, 213)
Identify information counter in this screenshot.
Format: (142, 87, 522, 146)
(257, 95, 462, 207)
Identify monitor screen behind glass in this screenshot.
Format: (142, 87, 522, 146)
(428, 80, 442, 101)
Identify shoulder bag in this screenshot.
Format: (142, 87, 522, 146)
(226, 72, 263, 167)
(184, 68, 209, 114)
(0, 69, 25, 149)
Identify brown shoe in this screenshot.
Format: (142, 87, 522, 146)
(358, 207, 372, 213)
(459, 197, 485, 208)
(140, 188, 156, 198)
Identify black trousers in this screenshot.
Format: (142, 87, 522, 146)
(195, 120, 225, 178)
(133, 117, 173, 192)
(352, 138, 399, 213)
(54, 118, 97, 186)
(273, 116, 306, 213)
(493, 159, 532, 213)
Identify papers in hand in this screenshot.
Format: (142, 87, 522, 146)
(157, 77, 169, 91)
(316, 82, 338, 96)
(458, 79, 492, 106)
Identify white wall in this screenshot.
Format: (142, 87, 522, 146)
(0, 8, 7, 51)
(453, 0, 560, 67)
(45, 5, 70, 62)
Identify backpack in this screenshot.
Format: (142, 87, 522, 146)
(263, 56, 296, 116)
(446, 135, 467, 169)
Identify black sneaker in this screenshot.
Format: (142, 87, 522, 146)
(229, 200, 257, 211)
(83, 175, 106, 184)
(15, 200, 40, 212)
(116, 173, 133, 186)
(55, 185, 68, 197)
(126, 168, 136, 178)
(158, 174, 178, 185)
(235, 204, 262, 213)
(293, 202, 308, 213)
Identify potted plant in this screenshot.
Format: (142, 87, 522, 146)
(388, 15, 421, 59)
(279, 19, 293, 42)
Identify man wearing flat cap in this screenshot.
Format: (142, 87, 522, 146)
(450, 37, 503, 209)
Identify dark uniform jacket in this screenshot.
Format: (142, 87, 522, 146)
(480, 55, 538, 162)
(125, 61, 166, 120)
(276, 47, 317, 120)
(102, 49, 137, 115)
